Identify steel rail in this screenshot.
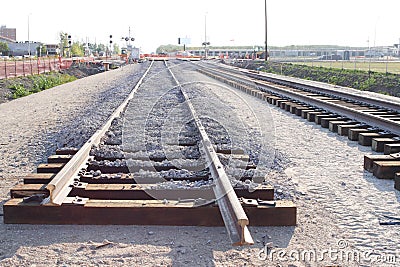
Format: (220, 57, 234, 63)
(197, 64, 400, 136)
(165, 61, 254, 246)
(203, 61, 400, 113)
(246, 71, 400, 113)
(44, 61, 154, 206)
(254, 80, 400, 135)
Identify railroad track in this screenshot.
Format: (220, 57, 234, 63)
(197, 61, 400, 191)
(3, 60, 296, 246)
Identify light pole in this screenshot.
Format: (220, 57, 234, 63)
(28, 13, 32, 57)
(367, 38, 371, 74)
(264, 0, 268, 61)
(202, 13, 210, 59)
(205, 13, 207, 58)
(122, 27, 135, 46)
(122, 27, 135, 63)
(109, 35, 113, 58)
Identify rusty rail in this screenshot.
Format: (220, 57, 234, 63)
(43, 61, 154, 205)
(165, 61, 254, 246)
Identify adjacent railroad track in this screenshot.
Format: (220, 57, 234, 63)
(3, 60, 296, 246)
(197, 61, 400, 191)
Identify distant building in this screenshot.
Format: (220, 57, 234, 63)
(0, 37, 40, 56)
(11, 42, 42, 56)
(45, 44, 59, 55)
(0, 25, 16, 41)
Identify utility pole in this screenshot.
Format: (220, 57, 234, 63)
(28, 13, 31, 57)
(205, 13, 208, 59)
(202, 13, 210, 59)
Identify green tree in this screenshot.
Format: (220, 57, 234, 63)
(71, 42, 84, 56)
(59, 32, 69, 57)
(88, 43, 97, 55)
(113, 43, 120, 55)
(156, 44, 181, 54)
(36, 44, 47, 57)
(97, 43, 106, 54)
(0, 41, 9, 55)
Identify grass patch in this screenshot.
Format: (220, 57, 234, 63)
(8, 72, 77, 99)
(10, 83, 31, 98)
(292, 61, 400, 75)
(238, 61, 400, 97)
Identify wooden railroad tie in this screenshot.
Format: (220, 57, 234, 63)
(364, 153, 400, 182)
(4, 198, 296, 226)
(4, 148, 297, 226)
(395, 173, 400, 191)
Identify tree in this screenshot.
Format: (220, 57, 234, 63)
(113, 43, 120, 55)
(59, 32, 69, 57)
(36, 44, 47, 56)
(156, 44, 181, 54)
(97, 43, 106, 54)
(71, 42, 84, 56)
(0, 41, 9, 55)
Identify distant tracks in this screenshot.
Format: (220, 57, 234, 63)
(197, 61, 400, 190)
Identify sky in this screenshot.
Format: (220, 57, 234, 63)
(2, 0, 400, 53)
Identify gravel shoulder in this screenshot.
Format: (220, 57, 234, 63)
(0, 63, 148, 204)
(0, 60, 399, 266)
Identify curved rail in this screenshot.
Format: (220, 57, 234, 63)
(165, 61, 254, 246)
(205, 61, 400, 112)
(246, 70, 400, 113)
(197, 63, 400, 136)
(44, 61, 154, 205)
